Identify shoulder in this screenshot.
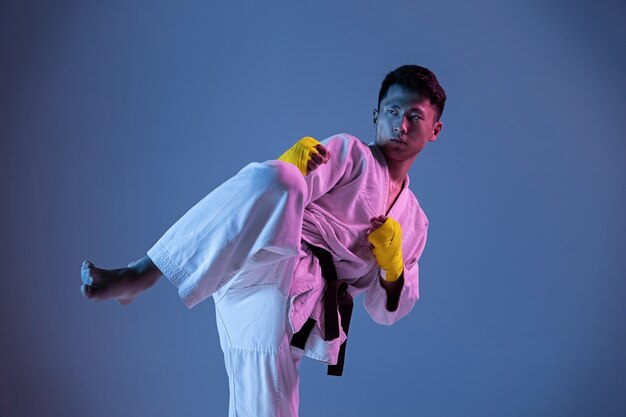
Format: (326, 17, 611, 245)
(321, 133, 368, 150)
(319, 133, 372, 163)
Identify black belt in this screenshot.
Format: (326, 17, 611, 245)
(290, 244, 354, 376)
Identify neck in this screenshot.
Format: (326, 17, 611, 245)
(385, 156, 414, 185)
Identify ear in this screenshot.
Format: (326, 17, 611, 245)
(372, 108, 379, 125)
(429, 121, 443, 141)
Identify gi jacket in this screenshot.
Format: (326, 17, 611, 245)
(288, 133, 429, 364)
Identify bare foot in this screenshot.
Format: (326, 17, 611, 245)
(80, 256, 161, 305)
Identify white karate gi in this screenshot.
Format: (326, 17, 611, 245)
(147, 133, 429, 417)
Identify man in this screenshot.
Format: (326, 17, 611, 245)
(81, 64, 446, 417)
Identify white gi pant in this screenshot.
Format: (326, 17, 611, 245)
(147, 160, 308, 417)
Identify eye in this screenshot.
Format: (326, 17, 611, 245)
(410, 114, 421, 120)
(386, 109, 398, 115)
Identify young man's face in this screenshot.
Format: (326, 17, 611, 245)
(373, 84, 443, 165)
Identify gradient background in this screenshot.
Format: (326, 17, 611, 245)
(1, 1, 625, 416)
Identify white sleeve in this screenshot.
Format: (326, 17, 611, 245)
(300, 133, 367, 206)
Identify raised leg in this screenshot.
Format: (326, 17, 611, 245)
(147, 160, 307, 308)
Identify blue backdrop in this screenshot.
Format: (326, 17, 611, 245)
(1, 0, 625, 416)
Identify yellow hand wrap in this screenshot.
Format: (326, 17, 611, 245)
(367, 217, 404, 282)
(278, 136, 321, 176)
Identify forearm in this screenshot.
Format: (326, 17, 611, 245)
(379, 272, 404, 312)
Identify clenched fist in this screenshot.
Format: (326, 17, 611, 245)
(278, 136, 331, 176)
(368, 216, 404, 282)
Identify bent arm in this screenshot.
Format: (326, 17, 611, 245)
(278, 134, 366, 206)
(364, 220, 428, 325)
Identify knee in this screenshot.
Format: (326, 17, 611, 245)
(263, 160, 307, 198)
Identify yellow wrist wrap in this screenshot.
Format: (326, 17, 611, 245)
(278, 136, 321, 176)
(367, 217, 404, 282)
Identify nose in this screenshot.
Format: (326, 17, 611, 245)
(393, 116, 409, 134)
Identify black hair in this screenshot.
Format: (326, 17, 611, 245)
(377, 65, 447, 121)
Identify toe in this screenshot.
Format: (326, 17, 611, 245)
(81, 263, 93, 286)
(81, 284, 98, 300)
(82, 261, 104, 287)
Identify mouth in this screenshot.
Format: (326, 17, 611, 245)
(390, 138, 407, 144)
